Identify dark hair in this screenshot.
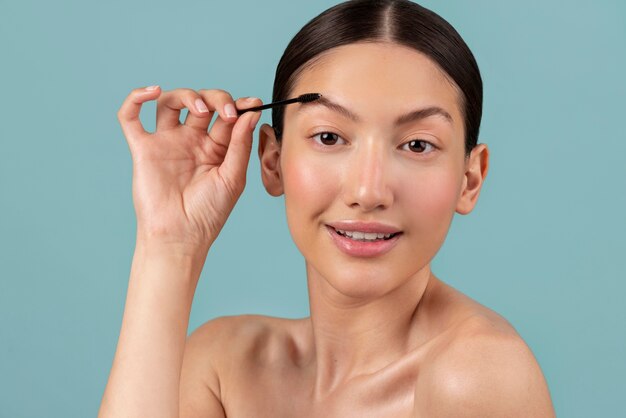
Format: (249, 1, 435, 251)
(271, 0, 482, 157)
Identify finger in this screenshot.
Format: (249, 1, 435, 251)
(218, 110, 262, 195)
(186, 89, 239, 132)
(156, 88, 210, 131)
(117, 85, 161, 141)
(208, 97, 262, 147)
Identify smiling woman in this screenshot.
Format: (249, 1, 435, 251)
(99, 1, 556, 417)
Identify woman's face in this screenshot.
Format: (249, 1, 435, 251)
(260, 42, 484, 299)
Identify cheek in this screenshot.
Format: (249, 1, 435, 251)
(281, 149, 341, 244)
(399, 164, 462, 242)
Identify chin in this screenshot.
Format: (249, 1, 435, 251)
(308, 260, 410, 300)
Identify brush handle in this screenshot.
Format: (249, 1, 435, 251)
(236, 97, 302, 116)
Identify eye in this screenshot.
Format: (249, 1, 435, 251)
(309, 131, 346, 146)
(401, 139, 436, 154)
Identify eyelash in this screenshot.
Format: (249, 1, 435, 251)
(308, 131, 437, 154)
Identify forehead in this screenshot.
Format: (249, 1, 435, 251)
(285, 42, 463, 128)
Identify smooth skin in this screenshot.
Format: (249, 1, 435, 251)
(99, 42, 556, 417)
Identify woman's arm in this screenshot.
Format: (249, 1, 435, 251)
(98, 241, 206, 418)
(98, 87, 262, 417)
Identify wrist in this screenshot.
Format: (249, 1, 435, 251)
(135, 231, 211, 259)
(133, 238, 209, 285)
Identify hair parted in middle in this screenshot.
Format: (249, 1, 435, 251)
(271, 0, 482, 157)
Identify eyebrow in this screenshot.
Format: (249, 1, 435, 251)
(298, 96, 454, 126)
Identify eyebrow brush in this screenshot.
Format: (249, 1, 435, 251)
(236, 93, 322, 115)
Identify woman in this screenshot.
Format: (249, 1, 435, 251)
(99, 1, 556, 416)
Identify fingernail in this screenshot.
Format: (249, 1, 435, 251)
(224, 103, 237, 118)
(246, 97, 259, 103)
(145, 85, 159, 91)
(195, 99, 209, 113)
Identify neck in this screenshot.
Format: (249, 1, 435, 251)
(303, 262, 433, 397)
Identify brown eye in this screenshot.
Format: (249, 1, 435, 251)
(403, 139, 435, 154)
(311, 131, 345, 146)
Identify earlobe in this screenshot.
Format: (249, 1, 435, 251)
(258, 123, 284, 197)
(456, 143, 489, 215)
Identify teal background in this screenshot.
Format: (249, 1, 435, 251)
(1, 0, 624, 416)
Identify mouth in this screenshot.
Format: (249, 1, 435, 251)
(330, 227, 401, 242)
(325, 224, 403, 257)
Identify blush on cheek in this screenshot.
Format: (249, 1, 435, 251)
(424, 172, 461, 214)
(281, 153, 342, 256)
(403, 168, 461, 235)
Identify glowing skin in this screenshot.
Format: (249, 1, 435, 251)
(262, 37, 487, 391)
(281, 45, 468, 302)
(103, 37, 554, 416)
(259, 41, 489, 393)
(178, 42, 554, 417)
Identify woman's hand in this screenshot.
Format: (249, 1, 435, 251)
(117, 86, 262, 253)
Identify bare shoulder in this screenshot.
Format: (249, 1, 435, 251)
(414, 280, 556, 417)
(180, 314, 300, 417)
(184, 313, 301, 374)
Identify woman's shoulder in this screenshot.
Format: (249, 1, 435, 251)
(181, 314, 303, 416)
(416, 318, 555, 416)
(423, 276, 540, 379)
(187, 313, 306, 369)
(413, 277, 555, 416)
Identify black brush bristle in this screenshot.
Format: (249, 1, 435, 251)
(236, 93, 322, 116)
(298, 93, 322, 103)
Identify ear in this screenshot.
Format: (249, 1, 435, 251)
(456, 143, 489, 215)
(258, 123, 284, 196)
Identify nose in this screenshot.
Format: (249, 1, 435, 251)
(342, 139, 394, 212)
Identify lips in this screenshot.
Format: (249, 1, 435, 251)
(326, 221, 402, 235)
(325, 221, 403, 257)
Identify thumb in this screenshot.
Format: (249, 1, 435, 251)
(218, 111, 262, 193)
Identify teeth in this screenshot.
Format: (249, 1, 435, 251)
(335, 228, 394, 241)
